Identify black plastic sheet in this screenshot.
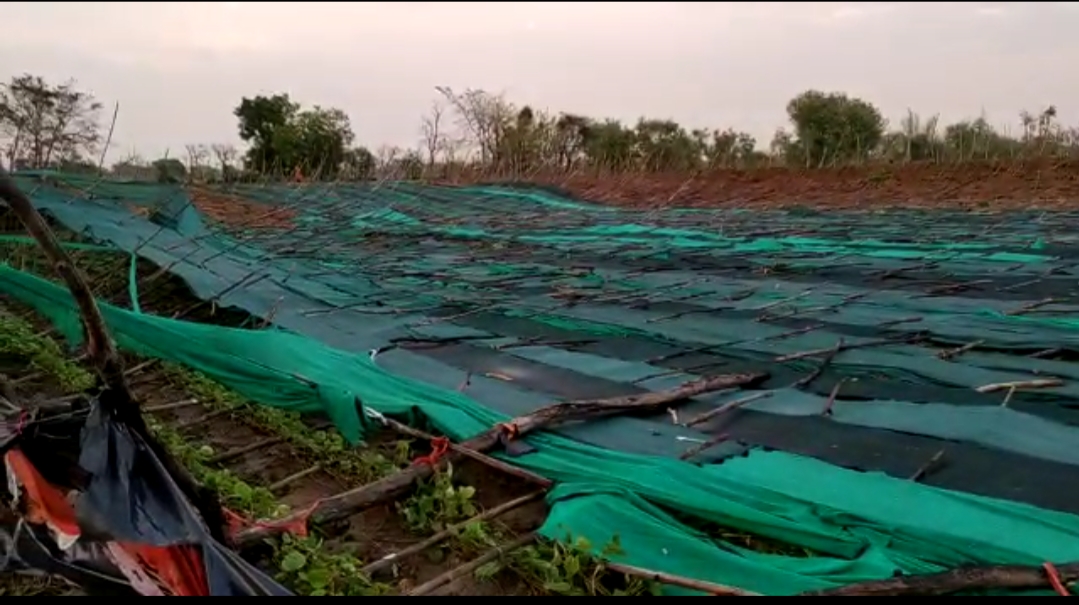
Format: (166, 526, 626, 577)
(0, 399, 291, 596)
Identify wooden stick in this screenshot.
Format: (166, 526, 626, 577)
(507, 372, 767, 437)
(792, 338, 843, 388)
(937, 340, 983, 361)
(144, 398, 200, 413)
(801, 561, 1079, 596)
(208, 436, 286, 465)
(268, 463, 322, 493)
(10, 370, 45, 385)
(0, 168, 130, 403)
(235, 372, 766, 545)
(376, 414, 552, 487)
(362, 490, 545, 576)
(174, 408, 231, 430)
(679, 433, 730, 460)
(605, 561, 760, 596)
(908, 449, 946, 482)
(1001, 385, 1018, 408)
(876, 315, 923, 328)
(976, 378, 1063, 394)
(1006, 297, 1057, 316)
(1029, 347, 1062, 359)
(684, 391, 773, 428)
(918, 279, 992, 297)
(820, 379, 847, 416)
(0, 168, 230, 544)
(407, 532, 537, 596)
(124, 359, 159, 377)
(775, 333, 923, 364)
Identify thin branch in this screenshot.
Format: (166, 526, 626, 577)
(976, 378, 1063, 394)
(96, 102, 119, 174)
(605, 561, 760, 596)
(802, 561, 1079, 596)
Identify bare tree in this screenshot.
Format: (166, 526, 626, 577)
(0, 74, 102, 170)
(184, 144, 210, 172)
(210, 143, 238, 170)
(420, 101, 445, 167)
(435, 86, 515, 164)
(376, 144, 401, 167)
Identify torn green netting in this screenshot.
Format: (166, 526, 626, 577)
(3, 263, 1079, 594)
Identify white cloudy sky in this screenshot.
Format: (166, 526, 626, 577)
(3, 2, 1077, 162)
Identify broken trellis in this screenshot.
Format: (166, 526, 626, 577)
(3, 168, 1076, 597)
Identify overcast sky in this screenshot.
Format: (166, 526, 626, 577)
(3, 2, 1078, 163)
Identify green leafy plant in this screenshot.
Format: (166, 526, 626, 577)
(479, 533, 660, 596)
(397, 464, 477, 534)
(0, 575, 78, 597)
(273, 534, 391, 596)
(148, 418, 285, 519)
(162, 364, 412, 482)
(0, 312, 94, 392)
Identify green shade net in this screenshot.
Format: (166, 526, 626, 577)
(3, 263, 1078, 595)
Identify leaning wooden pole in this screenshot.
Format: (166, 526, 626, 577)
(0, 167, 132, 404)
(0, 167, 229, 543)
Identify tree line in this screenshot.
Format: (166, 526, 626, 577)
(1, 72, 1077, 183)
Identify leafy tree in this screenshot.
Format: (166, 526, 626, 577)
(878, 110, 942, 162)
(704, 128, 760, 168)
(278, 107, 354, 178)
(634, 119, 699, 172)
(0, 73, 102, 170)
(234, 94, 299, 173)
(234, 95, 356, 179)
(583, 120, 637, 170)
(785, 90, 886, 167)
(341, 146, 376, 180)
(943, 117, 1015, 161)
(553, 113, 590, 170)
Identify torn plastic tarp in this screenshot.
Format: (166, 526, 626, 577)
(1, 397, 291, 596)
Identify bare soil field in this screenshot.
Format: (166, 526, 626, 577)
(187, 160, 1079, 225)
(509, 160, 1079, 210)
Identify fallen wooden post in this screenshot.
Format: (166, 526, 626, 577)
(234, 371, 767, 546)
(800, 561, 1079, 596)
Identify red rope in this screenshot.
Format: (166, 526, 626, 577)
(498, 422, 519, 439)
(412, 437, 450, 467)
(223, 500, 319, 540)
(1043, 562, 1071, 596)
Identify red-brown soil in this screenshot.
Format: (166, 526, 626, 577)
(186, 160, 1079, 222)
(188, 187, 296, 229)
(513, 159, 1079, 211)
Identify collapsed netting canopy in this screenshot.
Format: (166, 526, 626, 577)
(4, 170, 1079, 594)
